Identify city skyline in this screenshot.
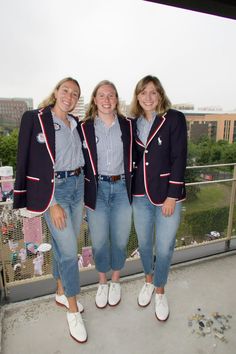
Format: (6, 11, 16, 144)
(0, 0, 236, 110)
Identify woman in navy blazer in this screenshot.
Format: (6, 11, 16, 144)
(130, 75, 187, 321)
(78, 80, 133, 309)
(13, 77, 87, 343)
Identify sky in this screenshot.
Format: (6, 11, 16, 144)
(0, 0, 236, 110)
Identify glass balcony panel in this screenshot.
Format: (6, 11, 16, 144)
(176, 181, 233, 247)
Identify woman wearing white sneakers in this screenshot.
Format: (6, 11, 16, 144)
(14, 77, 87, 343)
(130, 75, 187, 321)
(79, 80, 133, 309)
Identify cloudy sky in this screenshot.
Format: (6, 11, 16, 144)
(0, 0, 236, 110)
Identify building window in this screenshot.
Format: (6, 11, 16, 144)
(223, 120, 230, 141)
(233, 121, 236, 142)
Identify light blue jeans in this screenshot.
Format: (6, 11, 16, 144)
(132, 195, 182, 287)
(87, 179, 132, 273)
(44, 174, 84, 297)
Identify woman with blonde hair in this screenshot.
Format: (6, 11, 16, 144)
(14, 77, 87, 343)
(130, 75, 187, 321)
(79, 80, 133, 308)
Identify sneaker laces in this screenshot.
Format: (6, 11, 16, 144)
(110, 283, 117, 291)
(156, 294, 167, 307)
(143, 283, 153, 294)
(110, 282, 120, 293)
(98, 284, 108, 296)
(72, 312, 85, 327)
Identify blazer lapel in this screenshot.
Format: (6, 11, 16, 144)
(37, 106, 55, 164)
(146, 113, 166, 147)
(81, 120, 98, 176)
(118, 116, 132, 172)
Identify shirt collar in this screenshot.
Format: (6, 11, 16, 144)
(52, 111, 77, 131)
(95, 114, 118, 127)
(67, 115, 77, 130)
(139, 111, 156, 124)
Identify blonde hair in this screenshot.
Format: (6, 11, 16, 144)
(38, 77, 81, 109)
(84, 80, 122, 120)
(130, 75, 171, 118)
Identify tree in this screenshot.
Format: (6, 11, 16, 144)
(0, 129, 19, 172)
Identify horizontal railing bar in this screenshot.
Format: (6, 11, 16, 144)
(186, 177, 236, 186)
(0, 163, 236, 185)
(186, 162, 236, 169)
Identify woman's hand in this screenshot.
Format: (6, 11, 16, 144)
(162, 197, 176, 217)
(49, 204, 67, 230)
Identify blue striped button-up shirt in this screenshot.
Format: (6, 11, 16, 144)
(137, 113, 156, 145)
(52, 113, 84, 171)
(94, 115, 124, 175)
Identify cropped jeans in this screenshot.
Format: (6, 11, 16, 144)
(44, 174, 84, 297)
(132, 195, 182, 288)
(87, 178, 132, 273)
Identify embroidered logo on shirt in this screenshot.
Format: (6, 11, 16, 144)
(54, 122, 61, 131)
(36, 133, 45, 144)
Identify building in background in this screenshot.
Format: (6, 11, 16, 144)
(71, 96, 85, 120)
(120, 99, 129, 116)
(183, 110, 236, 143)
(172, 103, 195, 111)
(0, 98, 33, 132)
(13, 98, 33, 110)
(173, 103, 236, 143)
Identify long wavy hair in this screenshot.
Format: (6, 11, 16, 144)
(38, 77, 81, 109)
(84, 80, 122, 120)
(130, 75, 171, 118)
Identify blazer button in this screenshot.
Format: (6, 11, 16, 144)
(51, 179, 54, 183)
(145, 162, 149, 166)
(145, 150, 148, 153)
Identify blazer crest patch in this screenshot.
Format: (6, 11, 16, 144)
(36, 133, 46, 144)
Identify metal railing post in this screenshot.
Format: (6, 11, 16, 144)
(225, 164, 236, 249)
(0, 237, 8, 301)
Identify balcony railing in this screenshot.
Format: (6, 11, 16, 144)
(0, 163, 235, 303)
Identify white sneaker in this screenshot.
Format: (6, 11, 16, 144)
(138, 283, 155, 307)
(67, 312, 87, 343)
(95, 284, 109, 308)
(108, 282, 121, 306)
(55, 293, 84, 313)
(155, 293, 169, 321)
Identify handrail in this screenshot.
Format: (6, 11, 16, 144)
(186, 162, 236, 169)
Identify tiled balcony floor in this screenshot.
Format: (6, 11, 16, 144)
(1, 252, 236, 354)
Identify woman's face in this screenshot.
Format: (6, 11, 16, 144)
(94, 84, 118, 117)
(54, 80, 80, 113)
(137, 81, 160, 114)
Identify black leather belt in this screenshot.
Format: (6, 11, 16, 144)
(98, 174, 125, 182)
(55, 167, 82, 179)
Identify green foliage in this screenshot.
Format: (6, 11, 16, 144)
(182, 206, 229, 237)
(191, 137, 236, 165)
(127, 220, 138, 256)
(0, 129, 19, 172)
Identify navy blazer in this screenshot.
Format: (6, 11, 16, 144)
(78, 115, 133, 210)
(132, 109, 187, 205)
(13, 106, 79, 213)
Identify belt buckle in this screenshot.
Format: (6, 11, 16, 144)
(74, 168, 81, 176)
(111, 175, 120, 182)
(55, 171, 62, 179)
